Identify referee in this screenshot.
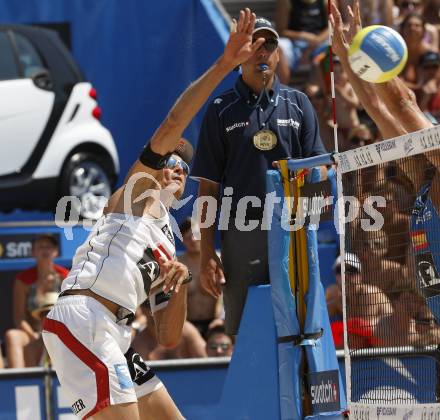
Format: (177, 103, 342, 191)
(191, 17, 326, 335)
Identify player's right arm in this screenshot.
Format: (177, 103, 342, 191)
(104, 9, 265, 215)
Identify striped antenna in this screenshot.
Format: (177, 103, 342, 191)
(328, 0, 339, 154)
(328, 1, 350, 413)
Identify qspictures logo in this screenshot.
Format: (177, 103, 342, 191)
(308, 370, 340, 413)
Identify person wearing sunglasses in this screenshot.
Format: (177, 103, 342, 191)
(192, 17, 326, 337)
(42, 9, 265, 420)
(205, 325, 234, 358)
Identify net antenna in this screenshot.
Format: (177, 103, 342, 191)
(328, 0, 352, 411)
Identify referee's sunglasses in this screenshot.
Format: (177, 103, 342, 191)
(253, 37, 279, 53)
(165, 157, 190, 175)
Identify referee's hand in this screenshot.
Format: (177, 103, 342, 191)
(200, 254, 225, 298)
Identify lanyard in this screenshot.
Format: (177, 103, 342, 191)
(254, 72, 276, 130)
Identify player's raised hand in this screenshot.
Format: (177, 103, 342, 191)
(345, 0, 362, 46)
(158, 257, 189, 294)
(222, 8, 265, 69)
(329, 0, 349, 61)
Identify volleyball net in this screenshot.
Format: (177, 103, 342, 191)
(265, 124, 440, 419)
(336, 124, 440, 418)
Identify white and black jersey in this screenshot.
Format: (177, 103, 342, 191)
(61, 206, 176, 315)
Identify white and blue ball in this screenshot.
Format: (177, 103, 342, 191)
(348, 25, 408, 83)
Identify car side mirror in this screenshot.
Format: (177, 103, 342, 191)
(29, 68, 53, 90)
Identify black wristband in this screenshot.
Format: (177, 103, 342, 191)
(139, 143, 172, 169)
(183, 270, 193, 285)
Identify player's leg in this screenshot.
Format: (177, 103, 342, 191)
(124, 347, 184, 420)
(137, 386, 184, 420)
(43, 296, 138, 418)
(91, 402, 140, 420)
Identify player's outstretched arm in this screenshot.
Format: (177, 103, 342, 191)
(124, 8, 265, 184)
(104, 9, 265, 215)
(330, 0, 405, 139)
(331, 0, 432, 136)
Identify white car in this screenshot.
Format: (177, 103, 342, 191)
(0, 24, 119, 219)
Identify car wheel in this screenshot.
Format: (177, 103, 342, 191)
(60, 152, 112, 220)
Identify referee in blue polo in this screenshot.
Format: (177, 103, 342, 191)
(191, 17, 326, 335)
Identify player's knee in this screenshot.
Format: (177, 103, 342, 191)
(5, 329, 26, 345)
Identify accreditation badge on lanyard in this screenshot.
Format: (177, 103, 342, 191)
(253, 129, 277, 151)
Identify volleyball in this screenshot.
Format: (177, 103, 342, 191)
(348, 25, 408, 83)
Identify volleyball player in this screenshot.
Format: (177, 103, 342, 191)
(42, 9, 265, 419)
(331, 0, 440, 325)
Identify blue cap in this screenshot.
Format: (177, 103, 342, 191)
(253, 17, 279, 39)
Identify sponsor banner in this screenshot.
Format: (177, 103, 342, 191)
(0, 233, 61, 259)
(338, 125, 440, 173)
(350, 403, 440, 420)
(308, 369, 341, 413)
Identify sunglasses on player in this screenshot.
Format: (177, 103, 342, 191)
(253, 37, 279, 53)
(165, 157, 190, 175)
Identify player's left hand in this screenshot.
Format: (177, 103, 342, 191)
(222, 8, 265, 69)
(158, 257, 189, 294)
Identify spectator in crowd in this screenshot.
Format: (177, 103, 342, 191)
(340, 0, 394, 27)
(334, 253, 393, 331)
(304, 83, 334, 150)
(275, 0, 328, 84)
(177, 218, 222, 338)
(355, 227, 408, 296)
(395, 0, 439, 52)
(400, 13, 433, 90)
(192, 17, 326, 336)
(325, 283, 343, 323)
(418, 50, 440, 121)
(5, 234, 67, 368)
(375, 285, 429, 346)
(132, 304, 207, 360)
(422, 0, 440, 46)
(205, 325, 233, 358)
(333, 57, 361, 149)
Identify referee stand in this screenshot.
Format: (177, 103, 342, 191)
(216, 159, 346, 419)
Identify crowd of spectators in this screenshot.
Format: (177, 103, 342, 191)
(275, 0, 440, 151)
(0, 221, 233, 368)
(272, 0, 440, 349)
(1, 0, 440, 367)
